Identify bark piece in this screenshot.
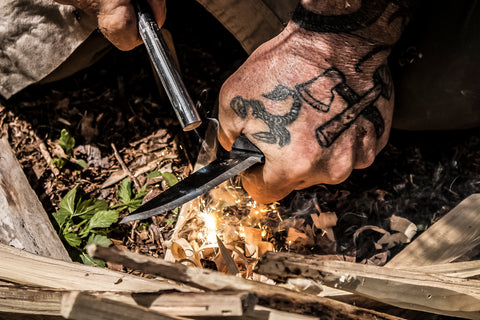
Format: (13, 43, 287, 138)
(0, 138, 70, 262)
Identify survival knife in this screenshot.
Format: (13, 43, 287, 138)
(120, 136, 264, 224)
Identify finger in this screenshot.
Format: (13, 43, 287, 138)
(217, 123, 238, 151)
(352, 121, 378, 170)
(147, 0, 167, 27)
(97, 1, 142, 51)
(54, 0, 74, 5)
(217, 81, 246, 151)
(54, 0, 98, 16)
(241, 164, 295, 204)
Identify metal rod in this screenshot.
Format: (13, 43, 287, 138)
(133, 0, 202, 131)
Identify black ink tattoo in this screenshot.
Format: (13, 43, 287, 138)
(228, 0, 405, 149)
(315, 65, 391, 147)
(291, 1, 392, 34)
(355, 45, 391, 72)
(230, 65, 392, 148)
(230, 85, 302, 147)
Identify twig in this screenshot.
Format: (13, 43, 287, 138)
(111, 143, 141, 192)
(35, 135, 60, 176)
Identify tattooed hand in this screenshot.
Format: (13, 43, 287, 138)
(55, 0, 166, 50)
(218, 0, 408, 203)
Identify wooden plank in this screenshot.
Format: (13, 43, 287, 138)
(61, 291, 186, 320)
(0, 285, 63, 316)
(0, 313, 62, 320)
(256, 252, 480, 319)
(0, 243, 189, 292)
(413, 260, 480, 279)
(0, 284, 255, 318)
(387, 194, 480, 267)
(88, 244, 404, 320)
(0, 138, 70, 262)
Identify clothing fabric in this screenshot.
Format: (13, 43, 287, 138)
(0, 0, 97, 99)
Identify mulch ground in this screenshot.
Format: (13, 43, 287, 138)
(1, 0, 480, 273)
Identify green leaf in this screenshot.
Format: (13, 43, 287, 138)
(59, 129, 75, 156)
(52, 208, 70, 229)
(118, 178, 132, 203)
(75, 199, 108, 218)
(74, 159, 88, 169)
(88, 210, 119, 229)
(58, 186, 78, 217)
(161, 172, 179, 187)
(146, 170, 162, 178)
(63, 231, 82, 248)
(86, 233, 111, 247)
(51, 157, 68, 168)
(165, 217, 176, 226)
(80, 252, 106, 268)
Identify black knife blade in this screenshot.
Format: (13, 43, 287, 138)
(120, 136, 263, 224)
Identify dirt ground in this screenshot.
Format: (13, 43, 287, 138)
(1, 0, 480, 281)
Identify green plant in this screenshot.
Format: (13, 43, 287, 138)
(51, 129, 88, 170)
(52, 186, 118, 267)
(112, 178, 148, 213)
(52, 172, 180, 267)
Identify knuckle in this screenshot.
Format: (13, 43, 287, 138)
(354, 149, 376, 169)
(324, 162, 352, 184)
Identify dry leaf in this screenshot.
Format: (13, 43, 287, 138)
(377, 232, 409, 249)
(353, 225, 389, 247)
(287, 228, 314, 248)
(257, 241, 274, 258)
(310, 212, 337, 230)
(390, 215, 417, 242)
(171, 238, 195, 261)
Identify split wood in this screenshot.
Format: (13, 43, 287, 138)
(61, 291, 185, 320)
(0, 284, 255, 318)
(321, 194, 480, 298)
(256, 252, 480, 319)
(87, 244, 403, 320)
(387, 193, 480, 267)
(0, 138, 70, 262)
(0, 243, 187, 293)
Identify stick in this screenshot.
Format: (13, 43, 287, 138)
(0, 243, 188, 292)
(87, 244, 403, 320)
(387, 194, 480, 267)
(256, 252, 480, 319)
(111, 143, 141, 192)
(35, 135, 60, 176)
(0, 138, 70, 262)
(61, 291, 185, 320)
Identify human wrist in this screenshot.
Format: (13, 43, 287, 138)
(291, 0, 409, 45)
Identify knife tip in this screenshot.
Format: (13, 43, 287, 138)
(119, 216, 133, 224)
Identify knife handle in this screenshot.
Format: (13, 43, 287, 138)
(133, 0, 202, 131)
(230, 136, 264, 161)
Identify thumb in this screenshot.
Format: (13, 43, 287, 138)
(146, 0, 166, 27)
